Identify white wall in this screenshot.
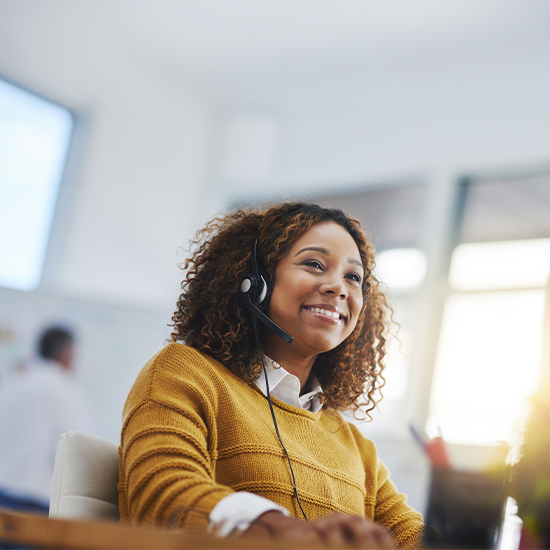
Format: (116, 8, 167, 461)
(51, 76, 216, 312)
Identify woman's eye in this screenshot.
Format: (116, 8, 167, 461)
(346, 272, 362, 283)
(303, 260, 323, 270)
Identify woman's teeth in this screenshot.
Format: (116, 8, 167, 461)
(308, 307, 341, 320)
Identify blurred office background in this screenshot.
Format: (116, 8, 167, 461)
(1, 0, 550, 514)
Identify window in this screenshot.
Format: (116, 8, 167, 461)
(0, 78, 73, 291)
(426, 175, 550, 446)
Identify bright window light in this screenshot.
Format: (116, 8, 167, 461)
(0, 79, 73, 291)
(449, 239, 550, 291)
(427, 290, 546, 446)
(375, 248, 427, 290)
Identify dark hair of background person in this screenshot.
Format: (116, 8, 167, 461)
(170, 202, 391, 417)
(38, 327, 74, 362)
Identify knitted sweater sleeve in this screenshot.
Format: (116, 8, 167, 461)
(118, 345, 234, 530)
(347, 423, 424, 549)
(374, 459, 424, 549)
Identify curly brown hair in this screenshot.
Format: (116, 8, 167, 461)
(170, 202, 390, 416)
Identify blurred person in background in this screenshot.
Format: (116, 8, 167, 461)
(0, 326, 90, 513)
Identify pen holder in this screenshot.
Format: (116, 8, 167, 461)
(423, 467, 507, 549)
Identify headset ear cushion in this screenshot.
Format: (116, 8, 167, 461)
(239, 278, 252, 294)
(256, 275, 268, 304)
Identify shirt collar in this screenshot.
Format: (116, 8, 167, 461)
(254, 355, 323, 413)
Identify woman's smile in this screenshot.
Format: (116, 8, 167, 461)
(302, 305, 345, 323)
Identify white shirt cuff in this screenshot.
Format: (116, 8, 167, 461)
(208, 492, 289, 537)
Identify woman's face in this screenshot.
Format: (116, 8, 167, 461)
(266, 221, 364, 360)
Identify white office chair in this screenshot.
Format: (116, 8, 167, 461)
(49, 430, 120, 521)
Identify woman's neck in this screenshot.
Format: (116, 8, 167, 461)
(264, 346, 317, 391)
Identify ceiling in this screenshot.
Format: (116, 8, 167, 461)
(1, 0, 550, 310)
(1, 0, 550, 109)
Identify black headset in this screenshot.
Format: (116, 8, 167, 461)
(238, 238, 308, 519)
(238, 239, 294, 344)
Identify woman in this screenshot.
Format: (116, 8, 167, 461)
(118, 202, 424, 549)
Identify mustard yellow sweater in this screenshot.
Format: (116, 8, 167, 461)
(119, 344, 423, 548)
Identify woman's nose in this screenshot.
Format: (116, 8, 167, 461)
(320, 274, 348, 299)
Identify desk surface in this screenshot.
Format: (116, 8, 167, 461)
(0, 508, 320, 550)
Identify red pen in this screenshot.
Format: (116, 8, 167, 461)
(409, 425, 451, 468)
(426, 436, 451, 468)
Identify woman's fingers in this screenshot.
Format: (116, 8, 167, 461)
(247, 510, 394, 549)
(313, 513, 394, 549)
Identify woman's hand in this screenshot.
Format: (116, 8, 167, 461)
(245, 510, 395, 549)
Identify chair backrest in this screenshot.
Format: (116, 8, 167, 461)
(49, 430, 120, 521)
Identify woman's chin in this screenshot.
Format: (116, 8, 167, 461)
(289, 333, 345, 357)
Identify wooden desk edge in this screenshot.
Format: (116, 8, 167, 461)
(0, 508, 322, 549)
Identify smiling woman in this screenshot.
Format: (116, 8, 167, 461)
(118, 202, 424, 549)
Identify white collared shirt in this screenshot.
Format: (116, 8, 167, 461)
(209, 356, 323, 536)
(253, 355, 324, 414)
